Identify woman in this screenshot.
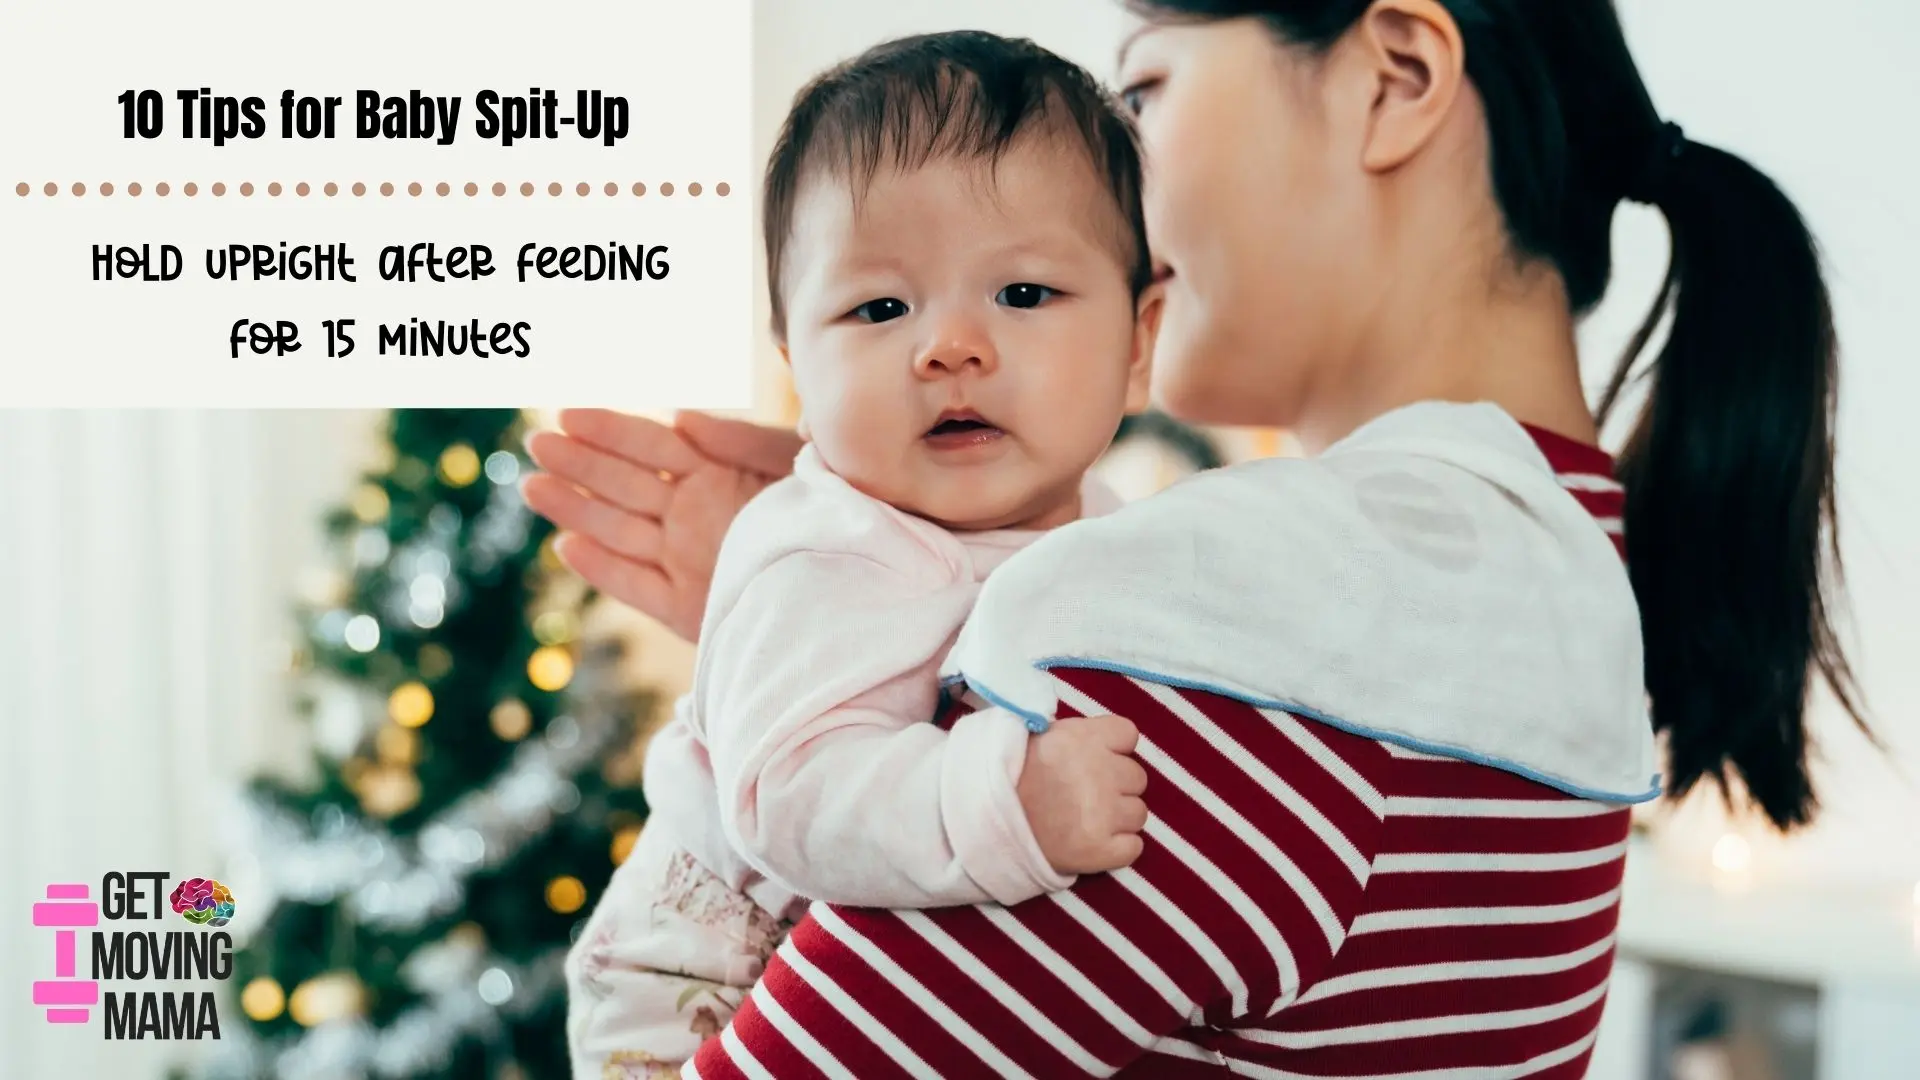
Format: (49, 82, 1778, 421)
(526, 1, 1861, 1074)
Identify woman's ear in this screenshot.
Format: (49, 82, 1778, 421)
(1352, 0, 1465, 174)
(1125, 284, 1164, 414)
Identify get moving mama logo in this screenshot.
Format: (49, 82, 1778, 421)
(31, 872, 235, 1040)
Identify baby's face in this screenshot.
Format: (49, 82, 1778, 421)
(779, 138, 1154, 531)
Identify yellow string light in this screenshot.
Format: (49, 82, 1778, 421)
(357, 765, 421, 819)
(388, 681, 434, 728)
(438, 443, 481, 488)
(546, 875, 587, 915)
(490, 699, 533, 741)
(611, 824, 643, 865)
(527, 646, 574, 692)
(351, 484, 389, 524)
(288, 972, 366, 1027)
(375, 724, 418, 765)
(240, 976, 285, 1022)
(538, 535, 565, 572)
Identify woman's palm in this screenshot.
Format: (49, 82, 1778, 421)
(522, 409, 801, 642)
(645, 453, 780, 638)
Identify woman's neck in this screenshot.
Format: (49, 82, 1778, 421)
(1291, 259, 1598, 456)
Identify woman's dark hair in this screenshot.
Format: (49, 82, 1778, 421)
(1132, 0, 1863, 830)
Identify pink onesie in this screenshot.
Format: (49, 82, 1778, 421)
(564, 444, 1119, 1078)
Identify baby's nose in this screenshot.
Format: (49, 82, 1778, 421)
(915, 320, 998, 377)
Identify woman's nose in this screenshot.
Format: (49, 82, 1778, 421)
(914, 322, 999, 379)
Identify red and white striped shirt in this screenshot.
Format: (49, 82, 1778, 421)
(690, 427, 1633, 1079)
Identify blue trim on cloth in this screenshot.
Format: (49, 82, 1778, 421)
(952, 657, 1663, 805)
(969, 680, 1053, 735)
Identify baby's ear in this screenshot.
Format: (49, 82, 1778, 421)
(781, 346, 807, 438)
(1125, 284, 1165, 414)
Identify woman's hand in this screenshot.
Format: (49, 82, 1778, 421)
(521, 408, 804, 642)
(1016, 714, 1150, 875)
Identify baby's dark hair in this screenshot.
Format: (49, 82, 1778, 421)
(762, 30, 1152, 340)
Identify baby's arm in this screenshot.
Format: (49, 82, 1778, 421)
(700, 552, 1139, 908)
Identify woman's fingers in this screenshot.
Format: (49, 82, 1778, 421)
(674, 410, 805, 478)
(519, 472, 590, 533)
(1116, 796, 1149, 834)
(521, 474, 664, 561)
(551, 533, 688, 638)
(556, 408, 708, 477)
(525, 430, 673, 518)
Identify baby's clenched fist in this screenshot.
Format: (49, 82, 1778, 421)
(1016, 714, 1150, 875)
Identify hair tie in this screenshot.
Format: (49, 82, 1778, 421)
(1625, 120, 1687, 205)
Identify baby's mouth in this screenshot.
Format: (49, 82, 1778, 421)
(924, 409, 1005, 449)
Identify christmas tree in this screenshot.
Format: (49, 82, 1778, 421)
(198, 409, 654, 1080)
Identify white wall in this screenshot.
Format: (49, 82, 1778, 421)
(0, 410, 382, 1079)
(754, 0, 1920, 888)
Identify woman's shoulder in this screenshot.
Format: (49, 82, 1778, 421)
(942, 403, 1658, 804)
(973, 401, 1631, 616)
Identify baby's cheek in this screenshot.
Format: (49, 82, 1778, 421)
(835, 439, 913, 503)
(799, 368, 880, 451)
(809, 384, 919, 501)
(1038, 346, 1136, 459)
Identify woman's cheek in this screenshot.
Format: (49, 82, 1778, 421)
(1144, 297, 1211, 418)
(1145, 91, 1224, 244)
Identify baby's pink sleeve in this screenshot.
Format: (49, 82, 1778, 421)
(699, 551, 1072, 908)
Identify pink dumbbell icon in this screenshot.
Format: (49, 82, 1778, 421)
(32, 883, 99, 1024)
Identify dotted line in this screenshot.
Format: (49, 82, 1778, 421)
(13, 181, 729, 198)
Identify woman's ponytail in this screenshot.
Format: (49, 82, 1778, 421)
(1597, 131, 1866, 831)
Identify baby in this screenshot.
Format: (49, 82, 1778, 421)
(565, 30, 1162, 1078)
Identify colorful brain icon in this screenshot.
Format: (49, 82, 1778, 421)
(169, 877, 235, 927)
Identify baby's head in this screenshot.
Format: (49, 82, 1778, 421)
(764, 31, 1161, 531)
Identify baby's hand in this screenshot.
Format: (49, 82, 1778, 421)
(1016, 714, 1150, 875)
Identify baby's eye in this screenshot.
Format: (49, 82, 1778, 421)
(996, 283, 1057, 310)
(851, 298, 908, 323)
